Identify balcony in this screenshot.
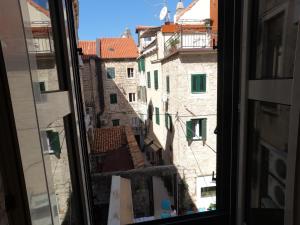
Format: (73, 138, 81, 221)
(164, 26, 217, 57)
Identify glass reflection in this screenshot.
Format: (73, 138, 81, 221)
(24, 0, 72, 224)
(247, 101, 290, 224)
(252, 0, 298, 79)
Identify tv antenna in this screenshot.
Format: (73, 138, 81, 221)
(159, 0, 170, 22)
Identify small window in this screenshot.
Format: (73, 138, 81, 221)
(147, 72, 151, 88)
(110, 93, 117, 104)
(186, 118, 207, 140)
(155, 107, 160, 125)
(148, 104, 153, 120)
(201, 186, 216, 198)
(127, 68, 134, 78)
(166, 76, 170, 93)
(107, 67, 115, 79)
(191, 74, 206, 93)
(46, 130, 61, 156)
(112, 119, 120, 126)
(39, 81, 46, 92)
(129, 93, 136, 102)
(138, 58, 145, 72)
(154, 70, 158, 90)
(165, 113, 172, 131)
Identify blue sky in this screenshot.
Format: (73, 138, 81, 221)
(78, 0, 193, 41)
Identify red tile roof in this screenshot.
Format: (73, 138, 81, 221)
(135, 25, 158, 33)
(100, 38, 138, 59)
(91, 126, 127, 154)
(78, 40, 96, 55)
(91, 126, 145, 169)
(161, 24, 206, 33)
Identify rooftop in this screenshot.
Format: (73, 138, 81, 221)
(78, 40, 96, 54)
(91, 126, 145, 171)
(99, 38, 138, 59)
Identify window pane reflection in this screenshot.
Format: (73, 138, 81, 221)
(247, 101, 290, 224)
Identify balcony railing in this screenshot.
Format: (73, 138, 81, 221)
(164, 25, 217, 57)
(32, 37, 54, 54)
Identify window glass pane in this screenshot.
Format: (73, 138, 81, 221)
(79, 0, 219, 223)
(246, 101, 290, 224)
(251, 0, 298, 79)
(21, 1, 74, 224)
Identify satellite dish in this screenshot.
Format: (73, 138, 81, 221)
(160, 6, 168, 21)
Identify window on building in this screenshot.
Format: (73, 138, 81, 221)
(191, 74, 206, 93)
(154, 70, 158, 90)
(147, 71, 151, 88)
(46, 130, 61, 156)
(201, 186, 216, 198)
(110, 93, 117, 104)
(166, 76, 170, 93)
(127, 68, 134, 78)
(155, 107, 160, 125)
(186, 118, 207, 140)
(107, 67, 115, 79)
(39, 81, 46, 92)
(165, 113, 172, 131)
(112, 119, 120, 126)
(138, 57, 145, 72)
(129, 93, 136, 102)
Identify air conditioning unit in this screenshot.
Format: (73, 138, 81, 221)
(267, 175, 285, 208)
(261, 141, 287, 183)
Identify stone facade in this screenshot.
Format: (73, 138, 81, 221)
(100, 59, 140, 130)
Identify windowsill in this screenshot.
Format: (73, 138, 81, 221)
(191, 92, 206, 94)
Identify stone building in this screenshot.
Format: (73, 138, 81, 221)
(135, 0, 218, 211)
(97, 37, 143, 145)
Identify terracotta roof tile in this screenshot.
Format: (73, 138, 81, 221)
(100, 38, 138, 59)
(78, 40, 96, 55)
(91, 127, 127, 154)
(91, 126, 145, 169)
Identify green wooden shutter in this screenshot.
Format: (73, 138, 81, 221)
(166, 76, 170, 93)
(201, 119, 207, 141)
(47, 130, 61, 155)
(186, 121, 193, 140)
(155, 107, 160, 125)
(191, 75, 199, 92)
(165, 113, 168, 128)
(147, 72, 151, 88)
(139, 58, 145, 72)
(154, 70, 158, 90)
(200, 74, 206, 92)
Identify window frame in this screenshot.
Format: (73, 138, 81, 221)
(129, 92, 136, 102)
(127, 67, 134, 78)
(107, 67, 115, 79)
(112, 119, 120, 126)
(154, 70, 159, 90)
(147, 71, 151, 88)
(155, 107, 160, 125)
(191, 74, 206, 93)
(110, 93, 118, 104)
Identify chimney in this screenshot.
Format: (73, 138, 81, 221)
(122, 27, 132, 38)
(174, 0, 184, 23)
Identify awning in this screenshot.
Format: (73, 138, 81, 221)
(144, 137, 153, 146)
(149, 142, 162, 152)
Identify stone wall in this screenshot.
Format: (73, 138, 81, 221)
(100, 59, 139, 128)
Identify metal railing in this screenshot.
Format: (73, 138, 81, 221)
(164, 25, 217, 56)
